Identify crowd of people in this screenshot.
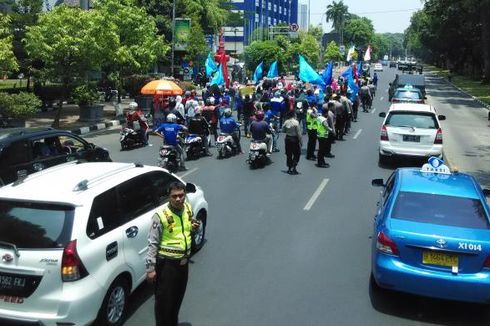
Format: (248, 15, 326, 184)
(125, 70, 379, 174)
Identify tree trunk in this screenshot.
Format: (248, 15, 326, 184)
(481, 1, 490, 83)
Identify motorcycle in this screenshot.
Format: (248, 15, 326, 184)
(120, 127, 146, 150)
(247, 139, 269, 169)
(157, 145, 181, 173)
(216, 133, 238, 159)
(184, 133, 210, 160)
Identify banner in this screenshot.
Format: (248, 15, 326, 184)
(364, 45, 372, 62)
(205, 53, 218, 77)
(267, 60, 278, 78)
(253, 62, 263, 84)
(321, 62, 333, 86)
(299, 55, 325, 86)
(210, 64, 224, 86)
(346, 46, 355, 62)
(175, 18, 191, 51)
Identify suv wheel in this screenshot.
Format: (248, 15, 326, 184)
(192, 211, 206, 252)
(97, 277, 129, 326)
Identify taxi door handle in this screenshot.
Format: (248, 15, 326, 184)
(126, 226, 139, 238)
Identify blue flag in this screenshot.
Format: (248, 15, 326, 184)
(341, 66, 352, 78)
(298, 55, 325, 86)
(253, 62, 263, 84)
(357, 60, 363, 76)
(205, 53, 218, 77)
(267, 60, 278, 78)
(347, 74, 359, 102)
(210, 64, 224, 86)
(321, 62, 333, 86)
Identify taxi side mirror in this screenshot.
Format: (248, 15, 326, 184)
(483, 189, 490, 197)
(185, 183, 196, 193)
(379, 112, 386, 118)
(438, 115, 446, 121)
(372, 179, 384, 187)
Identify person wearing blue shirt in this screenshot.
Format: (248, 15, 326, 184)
(154, 113, 188, 170)
(219, 108, 242, 153)
(264, 107, 280, 152)
(270, 91, 285, 128)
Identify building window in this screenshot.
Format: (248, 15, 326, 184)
(268, 17, 271, 25)
(255, 13, 259, 22)
(274, 4, 277, 12)
(256, 0, 259, 6)
(273, 18, 277, 25)
(268, 2, 271, 10)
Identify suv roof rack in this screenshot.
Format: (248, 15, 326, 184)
(73, 162, 144, 192)
(12, 160, 83, 187)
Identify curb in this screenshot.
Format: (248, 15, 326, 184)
(70, 118, 127, 135)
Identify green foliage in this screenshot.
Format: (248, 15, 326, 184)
(123, 74, 154, 98)
(184, 19, 208, 63)
(0, 91, 41, 118)
(299, 34, 320, 68)
(244, 40, 282, 72)
(33, 83, 70, 106)
(0, 14, 18, 74)
(344, 17, 374, 48)
(324, 41, 343, 63)
(72, 84, 100, 106)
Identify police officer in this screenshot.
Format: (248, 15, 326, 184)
(306, 101, 318, 160)
(316, 110, 334, 168)
(146, 182, 201, 326)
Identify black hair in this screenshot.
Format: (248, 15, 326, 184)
(168, 181, 186, 193)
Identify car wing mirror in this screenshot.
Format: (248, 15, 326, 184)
(438, 115, 446, 121)
(372, 179, 384, 187)
(379, 112, 386, 118)
(483, 189, 490, 197)
(185, 182, 196, 193)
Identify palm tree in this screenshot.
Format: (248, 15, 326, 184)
(325, 0, 350, 45)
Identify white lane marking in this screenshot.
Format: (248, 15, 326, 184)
(371, 108, 376, 114)
(304, 178, 329, 211)
(380, 96, 384, 101)
(179, 167, 199, 178)
(353, 129, 362, 139)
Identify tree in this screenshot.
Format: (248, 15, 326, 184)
(325, 0, 349, 45)
(0, 14, 18, 75)
(243, 40, 282, 73)
(323, 41, 343, 63)
(344, 17, 374, 49)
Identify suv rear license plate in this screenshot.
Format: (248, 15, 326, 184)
(403, 135, 420, 142)
(0, 274, 26, 291)
(422, 251, 458, 268)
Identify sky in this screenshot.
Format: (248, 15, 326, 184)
(303, 0, 423, 34)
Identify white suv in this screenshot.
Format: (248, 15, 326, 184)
(0, 162, 208, 325)
(378, 103, 446, 164)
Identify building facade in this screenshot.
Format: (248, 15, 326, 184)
(227, 0, 299, 54)
(298, 3, 308, 31)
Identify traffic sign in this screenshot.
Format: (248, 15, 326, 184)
(289, 23, 299, 32)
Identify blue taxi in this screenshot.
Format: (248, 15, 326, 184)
(371, 157, 490, 303)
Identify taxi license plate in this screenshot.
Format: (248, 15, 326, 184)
(422, 251, 458, 268)
(403, 135, 420, 142)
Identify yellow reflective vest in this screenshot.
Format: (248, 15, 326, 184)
(316, 116, 329, 138)
(157, 202, 193, 259)
(306, 108, 317, 130)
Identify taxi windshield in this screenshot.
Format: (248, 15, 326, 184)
(386, 112, 438, 129)
(391, 191, 490, 229)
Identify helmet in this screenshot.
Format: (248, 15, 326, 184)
(255, 110, 264, 121)
(129, 102, 138, 110)
(208, 96, 215, 105)
(184, 90, 191, 97)
(166, 113, 177, 123)
(224, 108, 232, 117)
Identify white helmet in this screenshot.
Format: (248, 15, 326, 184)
(224, 108, 232, 117)
(129, 102, 138, 110)
(208, 96, 215, 105)
(166, 113, 177, 123)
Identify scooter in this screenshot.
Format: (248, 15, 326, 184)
(120, 127, 146, 150)
(184, 133, 210, 160)
(216, 133, 238, 159)
(247, 139, 269, 169)
(157, 145, 181, 173)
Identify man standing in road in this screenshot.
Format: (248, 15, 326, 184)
(146, 182, 201, 326)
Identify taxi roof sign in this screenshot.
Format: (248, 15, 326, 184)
(420, 157, 451, 174)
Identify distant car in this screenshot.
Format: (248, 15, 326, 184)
(373, 63, 383, 72)
(0, 128, 111, 186)
(378, 103, 446, 164)
(389, 61, 397, 68)
(389, 74, 426, 101)
(371, 158, 490, 304)
(391, 86, 425, 104)
(0, 162, 209, 325)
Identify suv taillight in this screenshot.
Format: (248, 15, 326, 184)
(434, 128, 443, 144)
(380, 125, 389, 141)
(376, 231, 399, 256)
(62, 240, 88, 282)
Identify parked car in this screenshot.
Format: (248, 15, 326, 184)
(371, 157, 490, 304)
(378, 103, 446, 164)
(0, 128, 111, 186)
(0, 162, 208, 325)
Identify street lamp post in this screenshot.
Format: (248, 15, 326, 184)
(171, 0, 176, 77)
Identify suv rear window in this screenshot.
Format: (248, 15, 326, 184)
(0, 200, 74, 248)
(394, 90, 422, 100)
(391, 191, 490, 229)
(386, 111, 438, 129)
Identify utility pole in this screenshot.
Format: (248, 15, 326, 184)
(308, 0, 311, 31)
(171, 0, 176, 77)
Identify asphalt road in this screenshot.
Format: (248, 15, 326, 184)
(82, 66, 490, 326)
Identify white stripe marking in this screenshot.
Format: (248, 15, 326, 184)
(304, 178, 329, 211)
(353, 129, 362, 139)
(380, 96, 384, 101)
(179, 167, 199, 178)
(371, 108, 376, 114)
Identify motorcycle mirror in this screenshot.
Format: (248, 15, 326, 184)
(185, 183, 197, 193)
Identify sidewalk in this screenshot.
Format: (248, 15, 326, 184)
(26, 99, 133, 135)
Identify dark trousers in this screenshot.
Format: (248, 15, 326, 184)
(335, 116, 346, 139)
(155, 258, 189, 326)
(285, 136, 301, 169)
(326, 133, 334, 155)
(307, 129, 317, 158)
(317, 137, 328, 165)
(210, 123, 218, 143)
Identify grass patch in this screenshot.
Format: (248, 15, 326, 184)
(424, 64, 490, 106)
(0, 79, 26, 89)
